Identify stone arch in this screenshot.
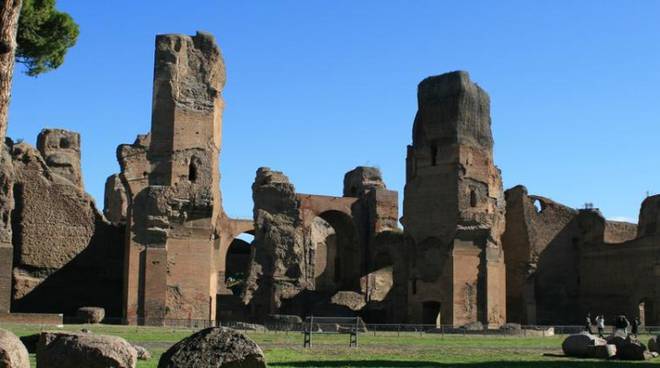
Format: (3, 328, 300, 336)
(224, 233, 254, 296)
(216, 219, 255, 294)
(312, 210, 362, 292)
(215, 219, 255, 323)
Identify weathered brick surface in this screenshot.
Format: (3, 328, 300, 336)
(403, 71, 506, 328)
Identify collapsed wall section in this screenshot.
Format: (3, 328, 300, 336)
(243, 167, 306, 316)
(0, 145, 13, 313)
(243, 166, 403, 322)
(0, 131, 124, 317)
(502, 186, 581, 324)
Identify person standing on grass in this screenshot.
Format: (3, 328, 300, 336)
(631, 317, 640, 337)
(585, 313, 593, 334)
(596, 315, 605, 338)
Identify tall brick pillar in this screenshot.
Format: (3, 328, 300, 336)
(123, 32, 225, 325)
(402, 71, 506, 328)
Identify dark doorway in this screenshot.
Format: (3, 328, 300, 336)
(225, 233, 253, 296)
(422, 301, 441, 327)
(313, 211, 362, 292)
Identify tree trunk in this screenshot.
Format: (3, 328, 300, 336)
(0, 0, 23, 143)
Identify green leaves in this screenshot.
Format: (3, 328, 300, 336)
(15, 0, 79, 76)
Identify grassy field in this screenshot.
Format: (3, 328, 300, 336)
(2, 323, 660, 367)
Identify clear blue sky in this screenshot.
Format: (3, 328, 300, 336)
(8, 1, 660, 222)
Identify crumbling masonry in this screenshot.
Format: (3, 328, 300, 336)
(0, 31, 657, 328)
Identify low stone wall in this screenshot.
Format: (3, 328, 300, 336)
(0, 312, 63, 325)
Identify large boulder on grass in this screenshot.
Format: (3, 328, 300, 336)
(158, 327, 266, 368)
(562, 332, 607, 358)
(591, 344, 617, 359)
(36, 331, 137, 368)
(76, 306, 105, 324)
(618, 336, 652, 361)
(648, 336, 660, 353)
(0, 328, 29, 368)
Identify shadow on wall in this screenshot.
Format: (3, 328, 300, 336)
(270, 361, 659, 368)
(533, 216, 581, 325)
(11, 221, 125, 318)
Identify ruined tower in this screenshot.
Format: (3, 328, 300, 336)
(402, 71, 506, 328)
(121, 32, 225, 325)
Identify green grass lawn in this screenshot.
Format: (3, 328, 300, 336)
(2, 323, 660, 367)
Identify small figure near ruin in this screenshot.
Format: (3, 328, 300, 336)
(596, 314, 605, 338)
(632, 317, 641, 338)
(585, 313, 593, 334)
(614, 315, 631, 336)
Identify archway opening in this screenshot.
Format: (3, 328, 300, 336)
(422, 301, 442, 327)
(225, 233, 254, 297)
(312, 210, 362, 292)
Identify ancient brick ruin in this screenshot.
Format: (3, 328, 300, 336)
(503, 186, 658, 326)
(0, 129, 123, 317)
(402, 72, 506, 328)
(0, 31, 657, 328)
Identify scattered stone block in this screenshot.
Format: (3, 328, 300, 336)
(36, 331, 137, 368)
(266, 314, 302, 330)
(562, 332, 607, 358)
(648, 335, 659, 353)
(133, 345, 152, 361)
(76, 306, 105, 324)
(231, 322, 266, 331)
(591, 344, 617, 359)
(618, 336, 652, 361)
(0, 328, 29, 368)
(462, 321, 484, 331)
(158, 327, 266, 368)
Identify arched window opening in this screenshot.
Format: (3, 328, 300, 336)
(533, 199, 545, 213)
(188, 159, 198, 182)
(470, 189, 478, 207)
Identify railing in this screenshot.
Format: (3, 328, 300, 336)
(5, 316, 660, 339)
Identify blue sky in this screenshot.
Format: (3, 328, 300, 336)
(8, 1, 660, 222)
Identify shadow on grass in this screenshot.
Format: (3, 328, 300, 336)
(270, 361, 659, 367)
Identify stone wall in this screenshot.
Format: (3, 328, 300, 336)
(403, 71, 506, 328)
(502, 185, 660, 325)
(0, 132, 124, 318)
(0, 143, 15, 313)
(502, 185, 581, 324)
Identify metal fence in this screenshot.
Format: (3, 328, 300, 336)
(9, 316, 660, 339)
